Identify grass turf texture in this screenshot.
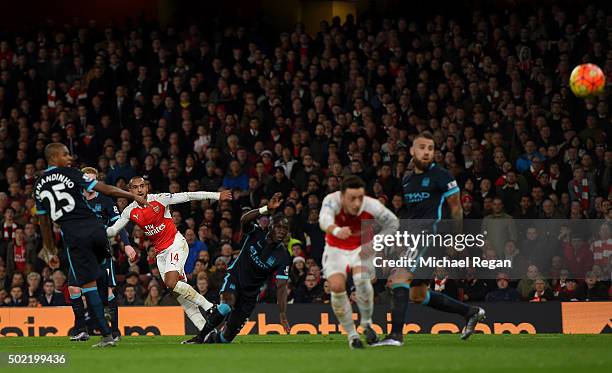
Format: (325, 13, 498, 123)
(0, 335, 610, 373)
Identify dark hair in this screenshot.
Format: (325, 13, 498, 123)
(44, 142, 65, 161)
(341, 175, 365, 192)
(414, 131, 434, 142)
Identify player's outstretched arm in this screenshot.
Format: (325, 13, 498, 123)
(276, 279, 290, 333)
(106, 204, 134, 238)
(240, 192, 283, 231)
(157, 190, 232, 206)
(93, 182, 148, 206)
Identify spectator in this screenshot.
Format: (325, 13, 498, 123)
(430, 267, 459, 300)
(208, 256, 229, 292)
(563, 233, 594, 279)
(223, 160, 249, 191)
(5, 285, 27, 306)
(121, 285, 144, 306)
(39, 279, 65, 306)
(264, 167, 293, 199)
(27, 296, 40, 308)
(590, 222, 612, 268)
(551, 269, 571, 298)
(481, 198, 517, 256)
(558, 279, 582, 302)
(289, 256, 307, 288)
(485, 273, 520, 302)
(0, 264, 8, 292)
(503, 240, 528, 280)
(1, 207, 18, 258)
(460, 268, 488, 302)
(184, 228, 208, 274)
(51, 269, 69, 304)
(26, 272, 42, 299)
(105, 150, 136, 186)
(575, 271, 609, 301)
(293, 273, 324, 303)
(144, 285, 162, 306)
(7, 228, 36, 279)
(517, 265, 541, 300)
(527, 278, 555, 302)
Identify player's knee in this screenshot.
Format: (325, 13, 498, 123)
(329, 282, 346, 293)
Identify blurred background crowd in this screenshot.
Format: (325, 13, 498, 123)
(0, 0, 610, 308)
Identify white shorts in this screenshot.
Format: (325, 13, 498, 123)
(156, 233, 189, 279)
(322, 244, 372, 278)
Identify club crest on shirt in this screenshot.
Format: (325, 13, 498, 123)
(421, 177, 430, 187)
(266, 256, 276, 266)
(152, 205, 160, 213)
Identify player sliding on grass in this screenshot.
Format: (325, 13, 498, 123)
(184, 193, 290, 344)
(319, 175, 400, 349)
(373, 132, 485, 347)
(105, 176, 231, 337)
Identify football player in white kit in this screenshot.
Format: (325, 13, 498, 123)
(319, 175, 399, 349)
(106, 176, 231, 339)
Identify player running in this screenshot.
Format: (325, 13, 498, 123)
(319, 175, 399, 349)
(34, 143, 147, 347)
(67, 167, 134, 342)
(374, 132, 485, 347)
(184, 193, 290, 344)
(105, 176, 231, 337)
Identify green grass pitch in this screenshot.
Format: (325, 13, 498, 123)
(0, 334, 610, 373)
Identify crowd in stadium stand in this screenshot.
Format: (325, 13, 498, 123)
(0, 3, 611, 309)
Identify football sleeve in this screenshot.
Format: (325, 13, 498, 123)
(66, 167, 98, 192)
(106, 203, 133, 237)
(155, 192, 220, 206)
(437, 169, 460, 198)
(319, 193, 340, 231)
(367, 197, 400, 237)
(35, 193, 48, 215)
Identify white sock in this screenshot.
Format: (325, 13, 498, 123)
(176, 294, 206, 330)
(353, 272, 374, 328)
(331, 291, 358, 340)
(173, 281, 213, 311)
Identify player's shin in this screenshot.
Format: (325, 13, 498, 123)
(390, 284, 410, 336)
(424, 290, 475, 317)
(220, 310, 247, 343)
(331, 291, 358, 340)
(69, 291, 87, 333)
(353, 272, 374, 328)
(173, 280, 214, 310)
(107, 293, 120, 335)
(82, 286, 112, 336)
(176, 294, 206, 330)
